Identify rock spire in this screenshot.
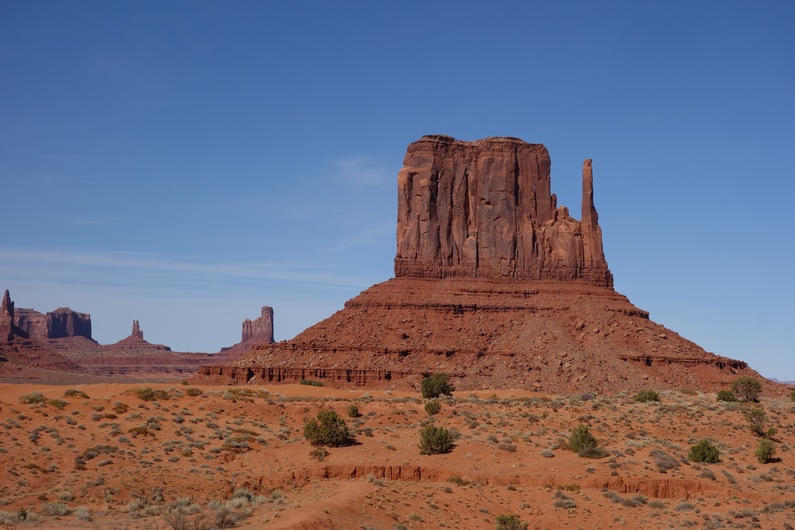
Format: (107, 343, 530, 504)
(242, 306, 274, 344)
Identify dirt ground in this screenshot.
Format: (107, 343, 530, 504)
(0, 382, 793, 529)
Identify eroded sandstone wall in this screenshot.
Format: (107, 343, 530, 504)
(242, 306, 274, 344)
(395, 136, 613, 288)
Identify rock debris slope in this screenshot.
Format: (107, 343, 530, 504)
(201, 135, 775, 393)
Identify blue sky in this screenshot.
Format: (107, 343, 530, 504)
(1, 1, 793, 379)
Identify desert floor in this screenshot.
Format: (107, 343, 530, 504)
(0, 382, 793, 529)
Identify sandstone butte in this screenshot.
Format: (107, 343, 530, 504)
(200, 135, 783, 395)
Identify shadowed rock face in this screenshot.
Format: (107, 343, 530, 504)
(13, 307, 92, 340)
(395, 136, 612, 288)
(242, 307, 274, 344)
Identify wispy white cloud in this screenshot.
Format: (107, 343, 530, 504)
(0, 247, 367, 290)
(329, 156, 389, 187)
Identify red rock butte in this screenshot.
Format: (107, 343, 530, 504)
(201, 136, 777, 394)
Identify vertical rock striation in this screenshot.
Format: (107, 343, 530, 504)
(242, 306, 274, 344)
(395, 136, 613, 288)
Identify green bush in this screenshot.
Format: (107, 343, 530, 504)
(346, 404, 360, 417)
(745, 408, 777, 438)
(635, 389, 660, 403)
(569, 425, 599, 456)
(420, 373, 454, 399)
(48, 399, 68, 409)
(132, 387, 169, 401)
(418, 424, 454, 455)
(185, 387, 203, 397)
(731, 377, 761, 402)
(299, 379, 324, 387)
(19, 392, 47, 404)
(716, 390, 736, 402)
(303, 410, 353, 447)
(790, 389, 795, 402)
(755, 439, 775, 464)
(424, 400, 442, 415)
(64, 389, 89, 399)
(688, 440, 720, 463)
(496, 513, 529, 530)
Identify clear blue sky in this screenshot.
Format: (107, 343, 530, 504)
(1, 1, 793, 380)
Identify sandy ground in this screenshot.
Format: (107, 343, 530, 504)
(0, 382, 793, 529)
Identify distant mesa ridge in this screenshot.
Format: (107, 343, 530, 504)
(199, 135, 782, 395)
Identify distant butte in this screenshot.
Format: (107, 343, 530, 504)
(200, 135, 782, 395)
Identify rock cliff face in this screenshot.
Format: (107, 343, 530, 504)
(201, 135, 783, 395)
(242, 307, 274, 344)
(13, 307, 92, 340)
(395, 136, 612, 288)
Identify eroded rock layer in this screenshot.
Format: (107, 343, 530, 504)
(215, 277, 770, 393)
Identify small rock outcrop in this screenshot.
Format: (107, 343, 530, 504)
(395, 136, 612, 288)
(131, 320, 144, 340)
(242, 307, 274, 344)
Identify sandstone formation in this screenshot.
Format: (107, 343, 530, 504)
(0, 290, 82, 375)
(201, 135, 781, 395)
(1, 290, 14, 341)
(242, 307, 274, 344)
(14, 307, 92, 340)
(395, 136, 612, 288)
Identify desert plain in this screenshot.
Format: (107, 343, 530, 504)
(0, 381, 793, 530)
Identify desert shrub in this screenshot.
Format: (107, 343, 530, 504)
(650, 449, 680, 472)
(132, 387, 169, 401)
(82, 444, 117, 459)
(680, 388, 697, 395)
(186, 387, 203, 397)
(128, 425, 154, 438)
(310, 447, 329, 461)
(19, 392, 46, 404)
(418, 424, 454, 455)
(635, 389, 660, 403)
(112, 402, 129, 414)
(424, 400, 442, 415)
(208, 499, 251, 528)
(745, 408, 776, 438)
(496, 513, 529, 530)
(41, 501, 71, 516)
(716, 390, 736, 402)
(0, 511, 20, 525)
(64, 389, 89, 398)
(303, 410, 353, 447)
(163, 499, 208, 530)
(569, 425, 606, 458)
(731, 377, 761, 402)
(73, 506, 91, 521)
(688, 440, 720, 463)
(47, 398, 68, 409)
(790, 389, 795, 402)
(420, 373, 454, 399)
(299, 379, 324, 387)
(347, 404, 360, 417)
(756, 439, 776, 464)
